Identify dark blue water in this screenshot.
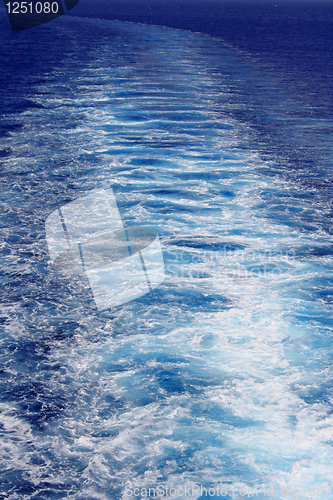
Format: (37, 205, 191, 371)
(1, 2, 333, 499)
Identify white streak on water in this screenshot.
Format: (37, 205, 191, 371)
(0, 15, 333, 500)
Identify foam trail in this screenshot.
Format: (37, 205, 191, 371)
(0, 14, 333, 500)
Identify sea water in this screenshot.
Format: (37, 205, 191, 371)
(0, 5, 333, 500)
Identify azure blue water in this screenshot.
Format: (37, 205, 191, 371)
(0, 4, 333, 499)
